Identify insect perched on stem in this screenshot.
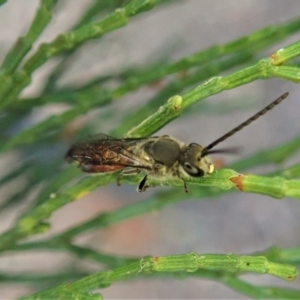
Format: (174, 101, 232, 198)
(66, 93, 289, 192)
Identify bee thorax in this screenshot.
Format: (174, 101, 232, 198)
(143, 136, 182, 168)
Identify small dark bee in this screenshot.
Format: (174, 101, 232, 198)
(66, 93, 289, 192)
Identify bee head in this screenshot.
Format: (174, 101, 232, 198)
(179, 143, 214, 177)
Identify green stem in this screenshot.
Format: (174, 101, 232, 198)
(0, 0, 162, 108)
(0, 0, 58, 107)
(20, 253, 297, 299)
(127, 47, 300, 137)
(222, 276, 300, 299)
(230, 172, 300, 199)
(0, 0, 58, 74)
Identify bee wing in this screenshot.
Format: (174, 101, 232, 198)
(89, 133, 145, 142)
(66, 135, 152, 173)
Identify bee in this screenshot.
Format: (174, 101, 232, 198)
(66, 93, 289, 192)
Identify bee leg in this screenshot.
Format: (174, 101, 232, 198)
(117, 173, 123, 186)
(137, 175, 149, 192)
(182, 179, 188, 193)
(176, 171, 188, 193)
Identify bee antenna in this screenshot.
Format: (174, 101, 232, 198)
(202, 92, 289, 156)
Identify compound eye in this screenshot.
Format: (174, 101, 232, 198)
(183, 162, 199, 175)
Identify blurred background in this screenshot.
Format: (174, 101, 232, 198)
(0, 0, 300, 298)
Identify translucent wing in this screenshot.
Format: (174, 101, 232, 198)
(66, 134, 152, 173)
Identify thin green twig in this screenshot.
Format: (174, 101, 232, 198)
(19, 253, 298, 300)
